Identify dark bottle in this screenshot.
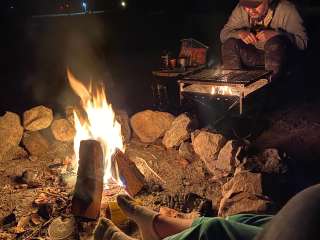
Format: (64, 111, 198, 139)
(160, 50, 170, 69)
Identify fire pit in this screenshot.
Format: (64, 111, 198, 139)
(0, 68, 289, 240)
(178, 69, 272, 114)
(67, 70, 145, 221)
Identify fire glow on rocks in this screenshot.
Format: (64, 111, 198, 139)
(67, 69, 125, 189)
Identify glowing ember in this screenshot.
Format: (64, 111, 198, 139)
(67, 69, 124, 189)
(210, 86, 235, 96)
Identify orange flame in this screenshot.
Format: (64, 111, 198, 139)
(67, 69, 124, 188)
(210, 86, 235, 96)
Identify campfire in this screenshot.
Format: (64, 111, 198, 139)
(66, 70, 145, 221)
(0, 69, 288, 239)
(67, 69, 124, 188)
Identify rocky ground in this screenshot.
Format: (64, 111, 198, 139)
(0, 100, 319, 239)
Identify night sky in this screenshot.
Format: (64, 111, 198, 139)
(2, 0, 319, 16)
(1, 0, 320, 114)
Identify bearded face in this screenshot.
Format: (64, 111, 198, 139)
(243, 0, 269, 20)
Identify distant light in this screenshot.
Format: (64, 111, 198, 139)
(121, 1, 126, 8)
(82, 2, 87, 11)
(10, 6, 14, 9)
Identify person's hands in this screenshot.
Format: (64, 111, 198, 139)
(238, 31, 258, 45)
(256, 30, 279, 42)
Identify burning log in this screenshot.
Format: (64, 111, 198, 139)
(72, 140, 104, 220)
(112, 149, 145, 196)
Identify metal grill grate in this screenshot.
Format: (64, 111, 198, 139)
(183, 69, 271, 86)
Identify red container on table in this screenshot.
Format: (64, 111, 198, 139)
(179, 38, 209, 66)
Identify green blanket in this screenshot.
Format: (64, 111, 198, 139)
(164, 214, 273, 240)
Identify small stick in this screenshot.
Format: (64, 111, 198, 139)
(24, 218, 53, 240)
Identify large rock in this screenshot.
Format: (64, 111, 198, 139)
(192, 131, 226, 168)
(214, 141, 242, 173)
(219, 171, 269, 217)
(162, 114, 192, 148)
(51, 119, 75, 142)
(23, 106, 53, 131)
(179, 142, 195, 162)
(65, 105, 85, 126)
(0, 112, 24, 160)
(130, 110, 174, 143)
(2, 146, 28, 161)
(191, 129, 201, 142)
(218, 192, 270, 217)
(115, 110, 132, 143)
(222, 171, 263, 199)
(22, 132, 49, 156)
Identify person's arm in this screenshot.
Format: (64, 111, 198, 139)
(278, 3, 308, 50)
(220, 5, 249, 43)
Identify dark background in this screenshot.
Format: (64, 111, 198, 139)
(0, 0, 320, 116)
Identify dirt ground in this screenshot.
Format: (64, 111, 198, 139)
(0, 99, 320, 239)
(0, 132, 222, 239)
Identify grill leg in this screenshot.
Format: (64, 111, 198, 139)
(179, 82, 184, 106)
(240, 93, 244, 114)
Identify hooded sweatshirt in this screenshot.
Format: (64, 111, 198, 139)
(220, 0, 308, 50)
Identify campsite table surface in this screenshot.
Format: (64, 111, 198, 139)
(151, 65, 206, 112)
(152, 65, 206, 78)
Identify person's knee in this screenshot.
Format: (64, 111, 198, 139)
(221, 38, 243, 69)
(264, 35, 289, 52)
(264, 36, 290, 77)
(222, 38, 242, 51)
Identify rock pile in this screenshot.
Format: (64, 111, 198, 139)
(0, 107, 288, 239)
(0, 105, 132, 162)
(130, 110, 288, 216)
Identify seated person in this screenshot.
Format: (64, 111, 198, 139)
(220, 0, 308, 80)
(94, 184, 320, 240)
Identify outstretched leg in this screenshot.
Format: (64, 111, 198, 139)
(94, 218, 137, 240)
(117, 194, 193, 240)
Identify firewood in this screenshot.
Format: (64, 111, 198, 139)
(72, 140, 104, 220)
(112, 149, 145, 196)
